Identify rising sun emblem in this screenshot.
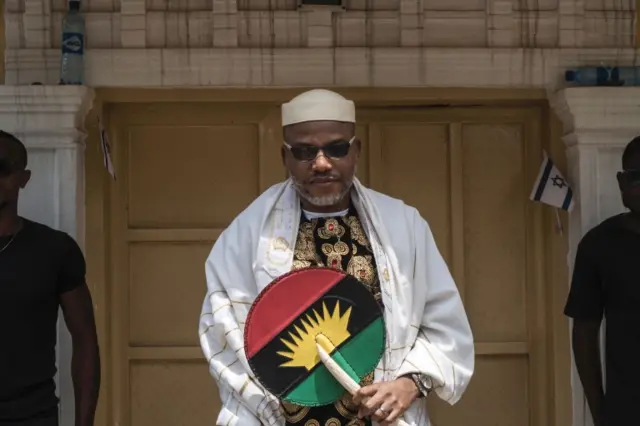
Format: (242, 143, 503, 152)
(277, 300, 352, 371)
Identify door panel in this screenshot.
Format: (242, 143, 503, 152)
(127, 125, 262, 228)
(462, 123, 528, 343)
(129, 242, 213, 346)
(370, 122, 452, 263)
(130, 362, 219, 425)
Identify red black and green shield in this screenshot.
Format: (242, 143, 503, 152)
(244, 267, 385, 406)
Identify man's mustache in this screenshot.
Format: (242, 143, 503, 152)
(309, 174, 340, 183)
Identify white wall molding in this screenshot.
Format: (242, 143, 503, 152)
(554, 88, 640, 134)
(0, 85, 96, 426)
(550, 87, 640, 426)
(0, 86, 95, 135)
(5, 47, 640, 88)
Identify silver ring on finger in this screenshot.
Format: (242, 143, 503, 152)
(377, 406, 389, 416)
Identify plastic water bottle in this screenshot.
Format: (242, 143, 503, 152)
(59, 0, 85, 85)
(614, 67, 640, 86)
(565, 66, 640, 86)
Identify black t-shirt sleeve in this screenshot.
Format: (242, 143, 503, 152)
(564, 235, 604, 320)
(56, 233, 87, 295)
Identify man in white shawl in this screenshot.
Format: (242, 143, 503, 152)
(199, 89, 474, 426)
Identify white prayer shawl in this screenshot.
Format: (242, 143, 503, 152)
(199, 178, 474, 426)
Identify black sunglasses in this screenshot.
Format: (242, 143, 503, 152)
(284, 137, 355, 162)
(0, 159, 15, 178)
(621, 169, 640, 182)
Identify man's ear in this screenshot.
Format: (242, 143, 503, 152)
(617, 171, 625, 191)
(352, 138, 362, 160)
(19, 170, 31, 189)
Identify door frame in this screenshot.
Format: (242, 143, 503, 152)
(81, 87, 571, 426)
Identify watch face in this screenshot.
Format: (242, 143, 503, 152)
(414, 374, 432, 396)
(424, 376, 433, 389)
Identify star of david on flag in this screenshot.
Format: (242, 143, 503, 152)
(530, 151, 574, 212)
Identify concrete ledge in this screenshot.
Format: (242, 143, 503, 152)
(5, 47, 640, 89)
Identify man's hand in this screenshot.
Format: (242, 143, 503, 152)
(352, 377, 419, 425)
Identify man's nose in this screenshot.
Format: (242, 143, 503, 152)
(312, 151, 332, 172)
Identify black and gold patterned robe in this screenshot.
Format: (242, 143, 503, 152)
(281, 204, 383, 426)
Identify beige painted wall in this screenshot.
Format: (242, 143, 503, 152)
(3, 1, 640, 87)
(4, 0, 638, 50)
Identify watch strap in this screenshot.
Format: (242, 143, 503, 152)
(408, 373, 432, 398)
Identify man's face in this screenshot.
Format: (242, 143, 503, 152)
(617, 153, 640, 214)
(0, 142, 30, 213)
(282, 120, 360, 208)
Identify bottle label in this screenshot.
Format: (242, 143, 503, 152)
(62, 33, 84, 55)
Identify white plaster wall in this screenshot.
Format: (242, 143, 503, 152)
(19, 150, 57, 224)
(596, 149, 627, 218)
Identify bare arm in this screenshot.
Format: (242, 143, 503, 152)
(564, 236, 605, 426)
(56, 234, 101, 426)
(60, 284, 101, 426)
(572, 319, 604, 426)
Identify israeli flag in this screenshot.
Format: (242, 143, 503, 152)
(98, 117, 116, 181)
(530, 152, 574, 212)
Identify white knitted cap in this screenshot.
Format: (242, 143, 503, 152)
(281, 89, 356, 127)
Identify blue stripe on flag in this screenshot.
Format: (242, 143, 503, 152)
(533, 159, 553, 201)
(562, 188, 573, 210)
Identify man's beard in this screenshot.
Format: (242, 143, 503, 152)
(290, 175, 354, 208)
(623, 198, 640, 215)
(622, 185, 640, 215)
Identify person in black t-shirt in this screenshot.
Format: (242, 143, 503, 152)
(0, 131, 100, 426)
(565, 136, 640, 426)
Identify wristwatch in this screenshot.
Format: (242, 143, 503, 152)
(407, 373, 433, 398)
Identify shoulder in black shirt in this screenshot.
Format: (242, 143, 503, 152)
(564, 213, 639, 319)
